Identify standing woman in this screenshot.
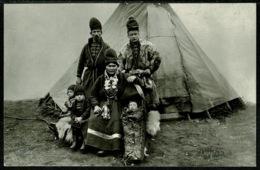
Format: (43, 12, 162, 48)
(85, 48, 141, 156)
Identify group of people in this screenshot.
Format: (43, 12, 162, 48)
(58, 16, 161, 165)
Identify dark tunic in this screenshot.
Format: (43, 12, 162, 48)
(70, 100, 90, 121)
(77, 37, 110, 97)
(70, 100, 90, 140)
(85, 71, 144, 151)
(85, 72, 129, 151)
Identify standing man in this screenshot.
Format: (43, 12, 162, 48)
(118, 17, 161, 111)
(118, 16, 162, 164)
(76, 17, 110, 98)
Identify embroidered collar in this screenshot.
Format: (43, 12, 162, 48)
(104, 70, 119, 98)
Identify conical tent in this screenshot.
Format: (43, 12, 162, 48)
(49, 3, 244, 113)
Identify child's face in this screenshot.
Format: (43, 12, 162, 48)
(67, 90, 74, 98)
(129, 101, 138, 111)
(75, 94, 85, 101)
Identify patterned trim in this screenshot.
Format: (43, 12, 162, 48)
(87, 128, 121, 139)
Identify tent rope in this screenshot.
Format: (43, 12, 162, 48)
(4, 115, 50, 126)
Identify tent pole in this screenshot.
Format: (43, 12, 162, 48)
(238, 97, 246, 106)
(226, 102, 232, 111)
(206, 110, 212, 119)
(172, 25, 194, 114)
(187, 113, 191, 121)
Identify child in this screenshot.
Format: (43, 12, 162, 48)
(70, 84, 90, 150)
(60, 84, 76, 118)
(122, 100, 145, 164)
(124, 101, 143, 121)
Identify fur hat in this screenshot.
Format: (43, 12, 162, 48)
(74, 85, 85, 95)
(89, 17, 102, 31)
(126, 16, 139, 32)
(67, 84, 76, 92)
(104, 48, 119, 66)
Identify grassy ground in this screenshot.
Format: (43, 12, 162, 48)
(4, 99, 256, 167)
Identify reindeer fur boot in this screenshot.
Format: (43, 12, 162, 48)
(146, 110, 160, 136)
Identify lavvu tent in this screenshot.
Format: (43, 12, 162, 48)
(45, 3, 245, 116)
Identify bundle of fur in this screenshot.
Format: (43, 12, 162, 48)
(55, 117, 73, 144)
(146, 110, 160, 136)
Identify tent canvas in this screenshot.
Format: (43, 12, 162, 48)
(48, 3, 244, 114)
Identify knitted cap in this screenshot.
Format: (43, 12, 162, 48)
(104, 48, 119, 66)
(126, 17, 139, 32)
(67, 84, 76, 92)
(89, 17, 102, 31)
(74, 85, 85, 95)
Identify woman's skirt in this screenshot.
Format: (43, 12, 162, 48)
(84, 101, 123, 151)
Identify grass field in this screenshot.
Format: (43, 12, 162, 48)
(4, 99, 256, 167)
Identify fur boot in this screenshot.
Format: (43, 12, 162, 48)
(146, 110, 160, 136)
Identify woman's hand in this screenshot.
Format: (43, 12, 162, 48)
(94, 105, 102, 113)
(127, 76, 136, 83)
(75, 117, 83, 122)
(76, 77, 82, 85)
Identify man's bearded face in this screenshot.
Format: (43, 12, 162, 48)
(91, 29, 102, 42)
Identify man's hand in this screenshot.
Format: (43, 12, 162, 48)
(143, 69, 151, 76)
(94, 105, 102, 113)
(127, 76, 136, 83)
(76, 77, 82, 85)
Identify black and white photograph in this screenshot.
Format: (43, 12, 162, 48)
(4, 3, 256, 167)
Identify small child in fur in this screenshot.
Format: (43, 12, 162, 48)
(124, 101, 143, 121)
(123, 102, 160, 138)
(60, 84, 76, 118)
(122, 100, 145, 163)
(70, 84, 90, 150)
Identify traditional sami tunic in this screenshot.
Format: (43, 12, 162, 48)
(85, 71, 128, 151)
(76, 37, 110, 97)
(118, 40, 161, 109)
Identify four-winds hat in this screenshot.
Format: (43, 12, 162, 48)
(126, 16, 139, 32)
(89, 17, 102, 31)
(104, 48, 119, 66)
(74, 85, 85, 95)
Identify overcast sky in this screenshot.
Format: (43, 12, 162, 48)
(4, 3, 256, 103)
